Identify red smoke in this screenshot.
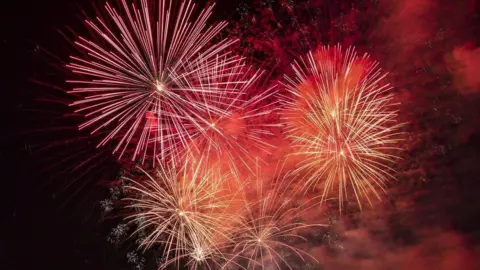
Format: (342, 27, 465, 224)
(447, 43, 480, 94)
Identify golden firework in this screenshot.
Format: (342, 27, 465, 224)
(282, 45, 405, 212)
(123, 158, 241, 268)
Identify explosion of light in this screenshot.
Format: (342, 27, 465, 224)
(226, 164, 327, 269)
(122, 158, 241, 268)
(281, 44, 405, 212)
(67, 0, 246, 166)
(159, 230, 247, 270)
(180, 55, 281, 178)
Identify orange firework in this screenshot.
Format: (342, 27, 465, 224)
(282, 45, 405, 212)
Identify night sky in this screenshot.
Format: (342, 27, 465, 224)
(3, 0, 480, 269)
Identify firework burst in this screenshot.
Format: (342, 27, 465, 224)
(159, 231, 245, 270)
(282, 45, 405, 212)
(122, 158, 241, 268)
(180, 55, 281, 178)
(67, 0, 244, 165)
(226, 164, 327, 269)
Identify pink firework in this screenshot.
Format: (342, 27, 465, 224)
(67, 0, 243, 165)
(179, 55, 281, 178)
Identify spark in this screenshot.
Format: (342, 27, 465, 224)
(67, 0, 244, 166)
(122, 158, 240, 268)
(179, 55, 281, 178)
(281, 44, 405, 212)
(160, 231, 246, 270)
(226, 163, 327, 269)
(155, 81, 166, 93)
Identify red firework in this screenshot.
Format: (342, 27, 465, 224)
(175, 55, 281, 178)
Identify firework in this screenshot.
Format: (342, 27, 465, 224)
(225, 163, 327, 269)
(180, 55, 281, 178)
(67, 0, 244, 165)
(123, 158, 241, 268)
(159, 231, 244, 270)
(282, 45, 405, 212)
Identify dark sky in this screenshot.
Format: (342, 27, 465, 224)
(2, 1, 241, 269)
(3, 0, 480, 269)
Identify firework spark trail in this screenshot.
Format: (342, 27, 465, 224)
(225, 162, 327, 270)
(122, 158, 243, 269)
(158, 231, 248, 270)
(122, 159, 326, 269)
(281, 44, 405, 212)
(121, 159, 273, 270)
(67, 0, 245, 166)
(177, 55, 282, 178)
